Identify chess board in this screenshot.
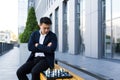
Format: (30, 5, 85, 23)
(40, 64, 84, 80)
(43, 68, 73, 79)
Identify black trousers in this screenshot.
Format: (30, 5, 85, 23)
(16, 57, 49, 80)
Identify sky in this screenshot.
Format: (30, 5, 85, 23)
(0, 0, 18, 36)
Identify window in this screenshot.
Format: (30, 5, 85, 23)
(55, 7, 59, 50)
(104, 0, 120, 59)
(50, 14, 53, 31)
(62, 0, 68, 52)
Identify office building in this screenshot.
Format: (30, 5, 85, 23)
(34, 0, 120, 60)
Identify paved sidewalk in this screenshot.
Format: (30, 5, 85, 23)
(55, 52, 120, 80)
(0, 47, 20, 80)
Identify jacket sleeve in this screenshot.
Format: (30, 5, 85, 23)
(36, 34, 57, 53)
(28, 32, 41, 52)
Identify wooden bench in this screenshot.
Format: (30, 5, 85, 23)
(40, 64, 84, 80)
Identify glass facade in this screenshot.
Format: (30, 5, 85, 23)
(62, 1, 68, 52)
(49, 14, 53, 31)
(80, 0, 85, 54)
(55, 7, 59, 50)
(67, 0, 85, 54)
(75, 0, 81, 54)
(104, 0, 120, 59)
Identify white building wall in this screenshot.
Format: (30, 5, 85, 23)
(57, 2, 63, 52)
(35, 0, 47, 22)
(85, 0, 99, 58)
(67, 0, 76, 54)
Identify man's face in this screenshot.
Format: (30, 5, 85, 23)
(40, 23, 50, 34)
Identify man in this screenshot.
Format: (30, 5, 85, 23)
(17, 17, 57, 80)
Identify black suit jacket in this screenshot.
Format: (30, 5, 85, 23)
(27, 30, 57, 69)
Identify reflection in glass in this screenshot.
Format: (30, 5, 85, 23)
(75, 0, 81, 54)
(104, 0, 120, 60)
(105, 0, 111, 21)
(105, 21, 112, 58)
(112, 19, 120, 59)
(80, 0, 85, 54)
(112, 0, 120, 19)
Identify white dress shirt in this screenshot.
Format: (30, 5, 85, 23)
(35, 30, 46, 57)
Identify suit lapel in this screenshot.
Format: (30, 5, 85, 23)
(36, 30, 40, 43)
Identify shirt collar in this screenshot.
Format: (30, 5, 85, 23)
(39, 30, 47, 36)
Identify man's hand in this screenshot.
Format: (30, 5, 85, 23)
(35, 43, 39, 47)
(47, 42, 52, 47)
(35, 42, 52, 47)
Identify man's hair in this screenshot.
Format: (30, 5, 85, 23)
(40, 17, 52, 25)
